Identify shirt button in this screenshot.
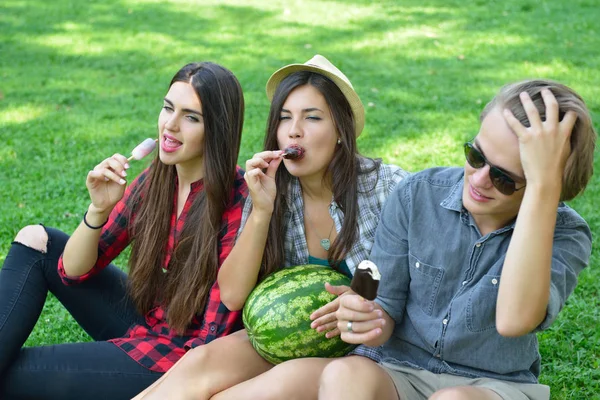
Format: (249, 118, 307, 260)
(491, 278, 498, 285)
(415, 262, 420, 268)
(475, 243, 481, 248)
(435, 354, 441, 358)
(442, 319, 448, 325)
(210, 325, 216, 332)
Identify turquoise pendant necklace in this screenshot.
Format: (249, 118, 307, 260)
(305, 209, 335, 251)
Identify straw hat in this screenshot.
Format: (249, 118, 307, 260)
(265, 55, 365, 137)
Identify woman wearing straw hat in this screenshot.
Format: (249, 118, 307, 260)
(133, 55, 407, 399)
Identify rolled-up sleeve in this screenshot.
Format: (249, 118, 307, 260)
(536, 209, 592, 331)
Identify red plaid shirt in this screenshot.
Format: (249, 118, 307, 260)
(57, 166, 248, 372)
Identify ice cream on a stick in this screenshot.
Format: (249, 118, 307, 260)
(350, 260, 381, 300)
(128, 138, 158, 161)
(282, 144, 305, 160)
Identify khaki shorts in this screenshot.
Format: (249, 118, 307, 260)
(380, 362, 550, 400)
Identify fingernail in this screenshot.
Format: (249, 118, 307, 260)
(125, 163, 130, 169)
(121, 170, 127, 177)
(104, 177, 109, 181)
(119, 179, 126, 185)
(377, 310, 382, 317)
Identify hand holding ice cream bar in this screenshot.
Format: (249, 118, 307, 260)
(128, 138, 158, 161)
(350, 260, 381, 300)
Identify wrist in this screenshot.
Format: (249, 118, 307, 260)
(524, 181, 562, 201)
(85, 205, 111, 228)
(250, 208, 273, 226)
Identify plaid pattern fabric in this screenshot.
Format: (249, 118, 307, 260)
(350, 344, 383, 362)
(58, 166, 248, 372)
(239, 157, 407, 275)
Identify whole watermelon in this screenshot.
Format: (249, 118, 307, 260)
(243, 264, 357, 364)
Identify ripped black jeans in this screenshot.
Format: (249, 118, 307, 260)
(0, 227, 161, 399)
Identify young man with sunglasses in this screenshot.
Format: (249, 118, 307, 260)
(318, 80, 596, 400)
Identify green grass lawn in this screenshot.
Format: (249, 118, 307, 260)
(1, 0, 598, 397)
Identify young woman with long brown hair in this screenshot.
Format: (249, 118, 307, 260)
(133, 55, 407, 400)
(0, 61, 247, 399)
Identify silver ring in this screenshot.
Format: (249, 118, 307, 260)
(347, 321, 353, 333)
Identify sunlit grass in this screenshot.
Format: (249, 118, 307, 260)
(1, 0, 598, 397)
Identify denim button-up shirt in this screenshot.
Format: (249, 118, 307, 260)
(373, 167, 591, 383)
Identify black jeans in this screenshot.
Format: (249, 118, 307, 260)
(0, 227, 161, 399)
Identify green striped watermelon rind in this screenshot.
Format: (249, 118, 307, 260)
(243, 264, 357, 365)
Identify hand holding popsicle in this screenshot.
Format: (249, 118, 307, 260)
(86, 138, 157, 215)
(329, 261, 384, 344)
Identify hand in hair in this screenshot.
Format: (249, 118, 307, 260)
(503, 89, 577, 190)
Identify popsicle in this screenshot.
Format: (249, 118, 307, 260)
(128, 138, 158, 161)
(350, 260, 381, 300)
(282, 144, 305, 160)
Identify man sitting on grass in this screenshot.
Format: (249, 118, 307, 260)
(319, 79, 596, 400)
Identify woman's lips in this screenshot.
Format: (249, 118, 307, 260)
(161, 135, 182, 153)
(282, 144, 305, 160)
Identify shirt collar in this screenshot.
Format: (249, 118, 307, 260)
(440, 173, 465, 213)
(174, 175, 205, 192)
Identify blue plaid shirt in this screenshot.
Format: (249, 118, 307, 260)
(238, 157, 407, 275)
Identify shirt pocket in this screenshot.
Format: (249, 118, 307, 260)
(466, 274, 500, 332)
(408, 254, 444, 316)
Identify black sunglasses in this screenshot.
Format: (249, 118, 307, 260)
(463, 142, 526, 196)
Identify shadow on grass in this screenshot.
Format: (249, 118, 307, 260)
(1, 0, 599, 397)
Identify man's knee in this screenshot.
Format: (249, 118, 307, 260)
(14, 225, 48, 253)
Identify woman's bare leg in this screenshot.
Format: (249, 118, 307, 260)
(211, 357, 335, 400)
(133, 330, 273, 400)
(318, 356, 399, 400)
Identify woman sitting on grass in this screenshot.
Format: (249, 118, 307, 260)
(134, 54, 407, 400)
(319, 80, 596, 400)
(0, 62, 247, 399)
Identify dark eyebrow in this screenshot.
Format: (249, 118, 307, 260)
(280, 107, 324, 114)
(164, 98, 203, 117)
(473, 138, 526, 182)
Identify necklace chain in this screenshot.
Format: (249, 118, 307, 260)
(304, 208, 335, 251)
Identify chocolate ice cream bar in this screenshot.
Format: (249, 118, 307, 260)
(350, 260, 381, 300)
(282, 144, 305, 160)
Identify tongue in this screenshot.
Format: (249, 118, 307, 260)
(165, 137, 182, 148)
